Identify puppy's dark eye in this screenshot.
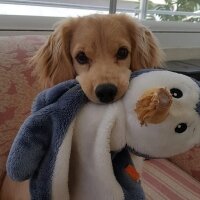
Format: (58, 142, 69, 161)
(170, 88, 183, 98)
(76, 51, 89, 64)
(175, 123, 187, 134)
(116, 47, 129, 60)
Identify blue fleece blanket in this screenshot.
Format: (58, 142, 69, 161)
(7, 75, 145, 200)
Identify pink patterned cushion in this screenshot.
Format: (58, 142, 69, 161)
(142, 159, 200, 200)
(1, 35, 200, 195)
(169, 147, 200, 182)
(0, 35, 46, 187)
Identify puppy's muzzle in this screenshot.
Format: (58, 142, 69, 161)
(95, 83, 117, 103)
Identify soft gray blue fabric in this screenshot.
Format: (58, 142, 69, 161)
(7, 80, 88, 199)
(112, 148, 145, 200)
(7, 72, 147, 200)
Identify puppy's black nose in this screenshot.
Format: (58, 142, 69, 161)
(95, 84, 117, 103)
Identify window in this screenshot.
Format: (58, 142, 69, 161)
(0, 0, 200, 22)
(0, 0, 109, 17)
(146, 0, 200, 22)
(116, 0, 200, 22)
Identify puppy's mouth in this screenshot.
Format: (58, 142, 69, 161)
(95, 83, 118, 103)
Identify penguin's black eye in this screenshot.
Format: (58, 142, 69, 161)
(170, 88, 183, 98)
(175, 123, 187, 134)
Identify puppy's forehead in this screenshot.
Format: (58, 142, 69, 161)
(71, 16, 132, 46)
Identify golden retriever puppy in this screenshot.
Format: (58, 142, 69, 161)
(1, 14, 163, 200)
(32, 14, 163, 103)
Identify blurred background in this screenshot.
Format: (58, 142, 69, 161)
(0, 0, 199, 22)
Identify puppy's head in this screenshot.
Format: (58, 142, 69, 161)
(32, 14, 164, 103)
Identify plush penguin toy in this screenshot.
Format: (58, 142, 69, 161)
(7, 69, 200, 200)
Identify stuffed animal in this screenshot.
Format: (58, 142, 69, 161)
(7, 69, 200, 200)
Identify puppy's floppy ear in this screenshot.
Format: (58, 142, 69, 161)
(31, 18, 78, 88)
(127, 18, 164, 70)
